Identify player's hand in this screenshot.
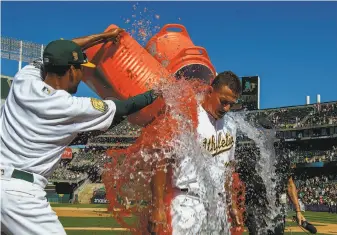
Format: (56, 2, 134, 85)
(229, 208, 242, 228)
(103, 28, 125, 42)
(150, 89, 163, 101)
(296, 211, 306, 225)
(148, 204, 168, 233)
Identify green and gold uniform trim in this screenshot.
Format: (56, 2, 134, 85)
(91, 98, 108, 113)
(202, 132, 234, 157)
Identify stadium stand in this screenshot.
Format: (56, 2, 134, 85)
(42, 101, 337, 207)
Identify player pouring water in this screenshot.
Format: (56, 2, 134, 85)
(0, 28, 161, 235)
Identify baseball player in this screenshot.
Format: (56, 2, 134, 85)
(0, 28, 159, 235)
(149, 71, 243, 234)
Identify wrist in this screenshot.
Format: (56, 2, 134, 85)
(100, 32, 110, 40)
(152, 200, 165, 207)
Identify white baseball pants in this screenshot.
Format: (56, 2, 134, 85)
(170, 193, 231, 235)
(170, 194, 206, 235)
(1, 167, 66, 235)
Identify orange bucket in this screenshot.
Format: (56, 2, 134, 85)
(168, 46, 216, 84)
(145, 24, 195, 69)
(82, 24, 174, 126)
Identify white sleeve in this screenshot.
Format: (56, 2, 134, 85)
(65, 96, 117, 133)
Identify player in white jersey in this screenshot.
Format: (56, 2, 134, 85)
(0, 28, 160, 235)
(150, 71, 243, 234)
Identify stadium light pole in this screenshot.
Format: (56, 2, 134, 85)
(1, 36, 44, 73)
(41, 45, 44, 58)
(19, 40, 23, 71)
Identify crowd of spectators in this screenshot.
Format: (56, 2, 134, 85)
(48, 149, 107, 182)
(290, 147, 337, 164)
(294, 175, 337, 206)
(304, 103, 337, 127)
(105, 120, 141, 136)
(49, 167, 87, 182)
(48, 102, 337, 202)
(246, 101, 337, 130)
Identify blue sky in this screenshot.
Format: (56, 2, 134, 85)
(1, 1, 336, 109)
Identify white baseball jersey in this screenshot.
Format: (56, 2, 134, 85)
(0, 62, 116, 178)
(172, 105, 237, 193)
(170, 105, 237, 235)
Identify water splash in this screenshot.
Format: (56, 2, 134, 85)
(101, 77, 245, 234)
(121, 3, 161, 46)
(231, 111, 283, 234)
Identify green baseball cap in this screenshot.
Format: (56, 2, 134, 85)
(43, 39, 95, 68)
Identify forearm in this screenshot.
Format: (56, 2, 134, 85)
(224, 164, 237, 210)
(287, 177, 301, 211)
(71, 33, 110, 50)
(151, 158, 167, 207)
(113, 90, 157, 119)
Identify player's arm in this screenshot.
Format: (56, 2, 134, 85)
(109, 90, 159, 128)
(71, 28, 124, 51)
(287, 177, 306, 224)
(224, 162, 242, 228)
(149, 152, 168, 233)
(67, 89, 158, 134)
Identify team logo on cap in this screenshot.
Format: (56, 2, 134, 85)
(72, 51, 78, 61)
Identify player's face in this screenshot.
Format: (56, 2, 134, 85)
(208, 85, 238, 119)
(68, 66, 83, 94)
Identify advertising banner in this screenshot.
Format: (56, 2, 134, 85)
(91, 188, 109, 204)
(61, 147, 72, 159)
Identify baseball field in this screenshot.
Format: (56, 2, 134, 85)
(51, 203, 337, 235)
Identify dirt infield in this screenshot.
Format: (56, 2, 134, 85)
(53, 207, 112, 217)
(65, 227, 130, 231)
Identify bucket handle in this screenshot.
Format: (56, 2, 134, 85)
(178, 46, 211, 60)
(158, 24, 190, 38)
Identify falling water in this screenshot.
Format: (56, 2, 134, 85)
(157, 79, 232, 234)
(230, 111, 283, 234)
(98, 3, 287, 234)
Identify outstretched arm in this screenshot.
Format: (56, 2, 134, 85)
(149, 154, 168, 233)
(287, 177, 306, 224)
(71, 28, 124, 50)
(224, 162, 242, 228)
(108, 90, 159, 129)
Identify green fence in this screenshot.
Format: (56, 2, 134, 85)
(47, 193, 71, 204)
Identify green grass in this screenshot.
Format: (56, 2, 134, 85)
(55, 204, 337, 234)
(287, 211, 337, 224)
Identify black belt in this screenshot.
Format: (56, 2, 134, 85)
(179, 188, 223, 194)
(11, 169, 34, 183)
(178, 188, 200, 197)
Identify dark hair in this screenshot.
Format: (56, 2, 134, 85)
(211, 71, 242, 95)
(44, 64, 81, 77)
